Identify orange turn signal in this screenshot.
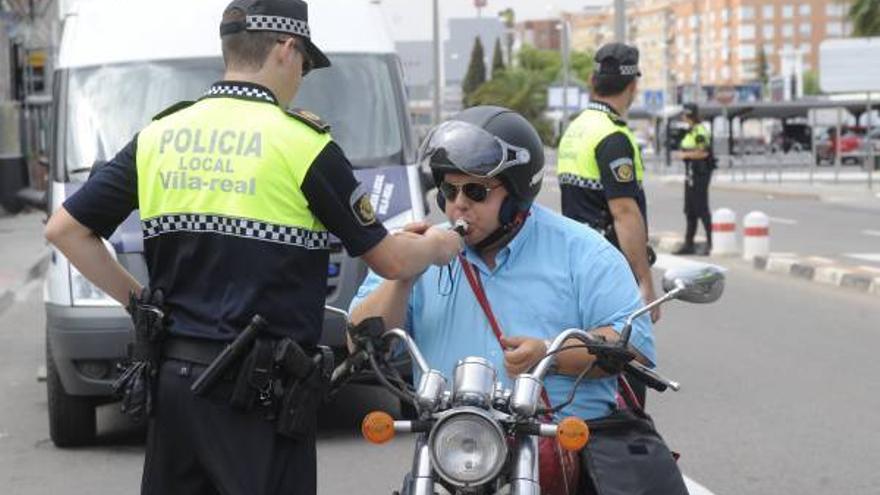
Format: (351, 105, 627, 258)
(362, 411, 396, 444)
(557, 416, 590, 452)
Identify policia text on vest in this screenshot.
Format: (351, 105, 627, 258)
(157, 128, 262, 196)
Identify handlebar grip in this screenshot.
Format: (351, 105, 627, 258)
(624, 361, 679, 392)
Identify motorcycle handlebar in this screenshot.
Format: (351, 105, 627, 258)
(624, 361, 680, 392)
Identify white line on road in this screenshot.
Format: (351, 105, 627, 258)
(845, 253, 880, 263)
(684, 476, 716, 495)
(861, 229, 880, 237)
(769, 216, 798, 225)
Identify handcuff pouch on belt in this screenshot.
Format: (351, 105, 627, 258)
(113, 288, 167, 423)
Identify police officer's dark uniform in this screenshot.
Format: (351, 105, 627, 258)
(557, 44, 648, 251)
(675, 103, 715, 255)
(62, 1, 387, 493)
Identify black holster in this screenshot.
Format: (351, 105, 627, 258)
(113, 288, 167, 423)
(274, 343, 334, 440)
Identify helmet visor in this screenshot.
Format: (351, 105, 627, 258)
(418, 121, 531, 178)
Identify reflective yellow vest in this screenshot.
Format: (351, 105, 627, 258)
(135, 98, 332, 246)
(556, 106, 644, 189)
(680, 123, 710, 151)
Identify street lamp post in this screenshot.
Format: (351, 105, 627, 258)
(561, 19, 571, 129)
(432, 0, 442, 125)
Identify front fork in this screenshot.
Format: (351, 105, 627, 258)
(510, 435, 541, 495)
(409, 434, 435, 495)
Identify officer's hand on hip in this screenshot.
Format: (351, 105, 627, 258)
(425, 226, 463, 266)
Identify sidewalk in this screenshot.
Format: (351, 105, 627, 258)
(652, 173, 880, 209)
(0, 212, 49, 315)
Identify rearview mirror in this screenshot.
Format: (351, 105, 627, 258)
(662, 265, 725, 304)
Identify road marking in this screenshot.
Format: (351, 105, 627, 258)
(845, 253, 880, 263)
(684, 476, 716, 495)
(861, 229, 880, 237)
(769, 217, 798, 225)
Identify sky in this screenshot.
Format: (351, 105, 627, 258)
(377, 0, 608, 42)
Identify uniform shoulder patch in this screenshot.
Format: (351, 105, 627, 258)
(152, 100, 195, 121)
(286, 108, 331, 133)
(609, 157, 635, 183)
(349, 185, 377, 226)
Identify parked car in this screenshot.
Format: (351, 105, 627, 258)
(770, 123, 812, 153)
(815, 127, 865, 165)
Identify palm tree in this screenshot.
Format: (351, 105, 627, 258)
(849, 0, 880, 36)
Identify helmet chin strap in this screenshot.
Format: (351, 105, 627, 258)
(473, 203, 530, 252)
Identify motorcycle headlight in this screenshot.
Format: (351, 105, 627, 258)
(428, 408, 508, 488)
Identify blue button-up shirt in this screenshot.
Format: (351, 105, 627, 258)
(350, 204, 654, 420)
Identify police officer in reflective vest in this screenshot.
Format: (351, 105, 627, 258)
(674, 103, 715, 255)
(557, 43, 659, 325)
(44, 1, 461, 493)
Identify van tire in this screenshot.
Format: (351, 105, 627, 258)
(47, 343, 97, 447)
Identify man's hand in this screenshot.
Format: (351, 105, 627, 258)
(640, 283, 661, 323)
(424, 225, 462, 266)
(500, 336, 548, 377)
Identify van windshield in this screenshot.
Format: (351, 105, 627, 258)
(62, 55, 409, 177)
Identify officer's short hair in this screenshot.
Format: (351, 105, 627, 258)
(591, 74, 637, 97)
(220, 7, 304, 71)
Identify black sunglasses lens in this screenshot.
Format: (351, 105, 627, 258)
(462, 183, 489, 202)
(440, 182, 489, 202)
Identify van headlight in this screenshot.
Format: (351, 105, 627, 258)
(428, 408, 508, 488)
(70, 265, 118, 306)
(68, 239, 120, 307)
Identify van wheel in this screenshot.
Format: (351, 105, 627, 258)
(47, 343, 97, 447)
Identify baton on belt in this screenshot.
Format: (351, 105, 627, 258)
(190, 314, 268, 396)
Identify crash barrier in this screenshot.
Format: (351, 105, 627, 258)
(711, 208, 737, 255)
(742, 211, 770, 261)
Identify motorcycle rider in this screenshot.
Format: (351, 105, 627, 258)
(349, 106, 687, 493)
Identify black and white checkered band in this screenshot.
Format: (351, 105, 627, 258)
(246, 15, 310, 38)
(204, 83, 277, 104)
(586, 101, 617, 115)
(558, 173, 603, 190)
(142, 214, 330, 250)
(620, 64, 640, 76)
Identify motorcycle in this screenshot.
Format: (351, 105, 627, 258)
(329, 263, 725, 495)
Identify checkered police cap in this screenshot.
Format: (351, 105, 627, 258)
(219, 0, 330, 69)
(594, 42, 641, 77)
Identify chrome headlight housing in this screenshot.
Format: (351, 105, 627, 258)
(428, 408, 508, 488)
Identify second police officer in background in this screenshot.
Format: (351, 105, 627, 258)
(674, 103, 716, 256)
(44, 1, 462, 494)
(556, 42, 658, 407)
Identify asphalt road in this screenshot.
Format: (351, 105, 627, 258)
(1, 172, 879, 494)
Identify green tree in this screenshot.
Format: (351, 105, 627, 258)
(756, 47, 769, 86)
(491, 38, 505, 77)
(462, 37, 487, 107)
(803, 69, 821, 95)
(468, 69, 554, 143)
(849, 0, 880, 36)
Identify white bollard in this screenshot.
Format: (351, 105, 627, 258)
(711, 208, 737, 255)
(742, 211, 770, 261)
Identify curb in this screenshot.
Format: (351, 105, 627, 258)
(753, 255, 880, 297)
(650, 231, 880, 297)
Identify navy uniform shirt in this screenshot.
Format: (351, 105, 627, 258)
(64, 81, 388, 344)
(559, 101, 648, 247)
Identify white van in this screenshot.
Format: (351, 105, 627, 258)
(45, 0, 425, 446)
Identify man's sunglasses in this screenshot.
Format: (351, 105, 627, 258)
(439, 181, 502, 203)
(278, 37, 314, 76)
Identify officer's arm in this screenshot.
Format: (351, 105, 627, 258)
(302, 142, 461, 281)
(45, 208, 141, 304)
(680, 128, 710, 160)
(45, 138, 142, 304)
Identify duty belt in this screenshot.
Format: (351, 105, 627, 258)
(162, 337, 228, 366)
